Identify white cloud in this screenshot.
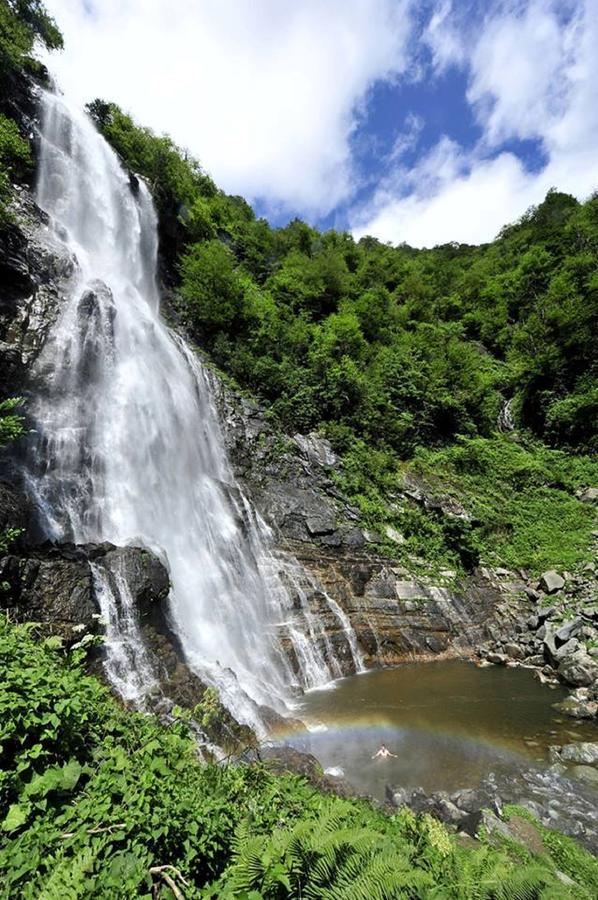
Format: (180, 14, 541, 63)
(423, 0, 465, 74)
(354, 0, 598, 247)
(467, 0, 576, 146)
(43, 0, 413, 217)
(388, 112, 424, 162)
(353, 144, 550, 246)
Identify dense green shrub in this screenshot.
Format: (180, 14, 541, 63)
(412, 436, 598, 573)
(0, 111, 31, 223)
(92, 106, 597, 465)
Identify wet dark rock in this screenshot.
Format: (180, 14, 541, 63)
(0, 544, 95, 641)
(0, 540, 169, 644)
(0, 187, 75, 396)
(0, 481, 31, 535)
(256, 745, 355, 797)
(102, 544, 170, 616)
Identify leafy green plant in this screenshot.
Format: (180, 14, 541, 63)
(0, 396, 25, 445)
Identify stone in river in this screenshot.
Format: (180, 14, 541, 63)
(571, 765, 598, 785)
(557, 741, 598, 765)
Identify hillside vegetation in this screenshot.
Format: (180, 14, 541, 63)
(87, 102, 598, 575)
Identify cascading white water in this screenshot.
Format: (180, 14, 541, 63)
(27, 87, 363, 728)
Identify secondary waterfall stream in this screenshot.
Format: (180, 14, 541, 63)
(26, 87, 363, 729)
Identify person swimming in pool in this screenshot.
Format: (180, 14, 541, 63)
(372, 743, 397, 760)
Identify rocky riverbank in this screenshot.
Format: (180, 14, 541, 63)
(476, 550, 598, 723)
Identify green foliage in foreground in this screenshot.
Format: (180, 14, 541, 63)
(1, 617, 596, 898)
(503, 806, 598, 898)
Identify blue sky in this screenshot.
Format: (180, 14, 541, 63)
(45, 0, 598, 246)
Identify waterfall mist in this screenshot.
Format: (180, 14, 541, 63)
(26, 88, 362, 729)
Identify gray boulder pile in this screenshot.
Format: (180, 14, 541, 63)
(477, 544, 598, 722)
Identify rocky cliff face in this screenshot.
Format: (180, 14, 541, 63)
(0, 186, 74, 398)
(209, 368, 598, 727)
(211, 371, 528, 668)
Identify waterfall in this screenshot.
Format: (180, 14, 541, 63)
(26, 88, 362, 728)
(497, 398, 515, 432)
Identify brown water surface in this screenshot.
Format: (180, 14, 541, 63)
(286, 661, 598, 800)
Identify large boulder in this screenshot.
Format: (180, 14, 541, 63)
(538, 571, 565, 594)
(101, 544, 170, 617)
(0, 541, 169, 642)
(543, 631, 578, 665)
(554, 617, 582, 645)
(256, 745, 355, 797)
(571, 765, 598, 785)
(557, 652, 598, 687)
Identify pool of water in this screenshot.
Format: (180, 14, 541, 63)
(282, 661, 598, 838)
